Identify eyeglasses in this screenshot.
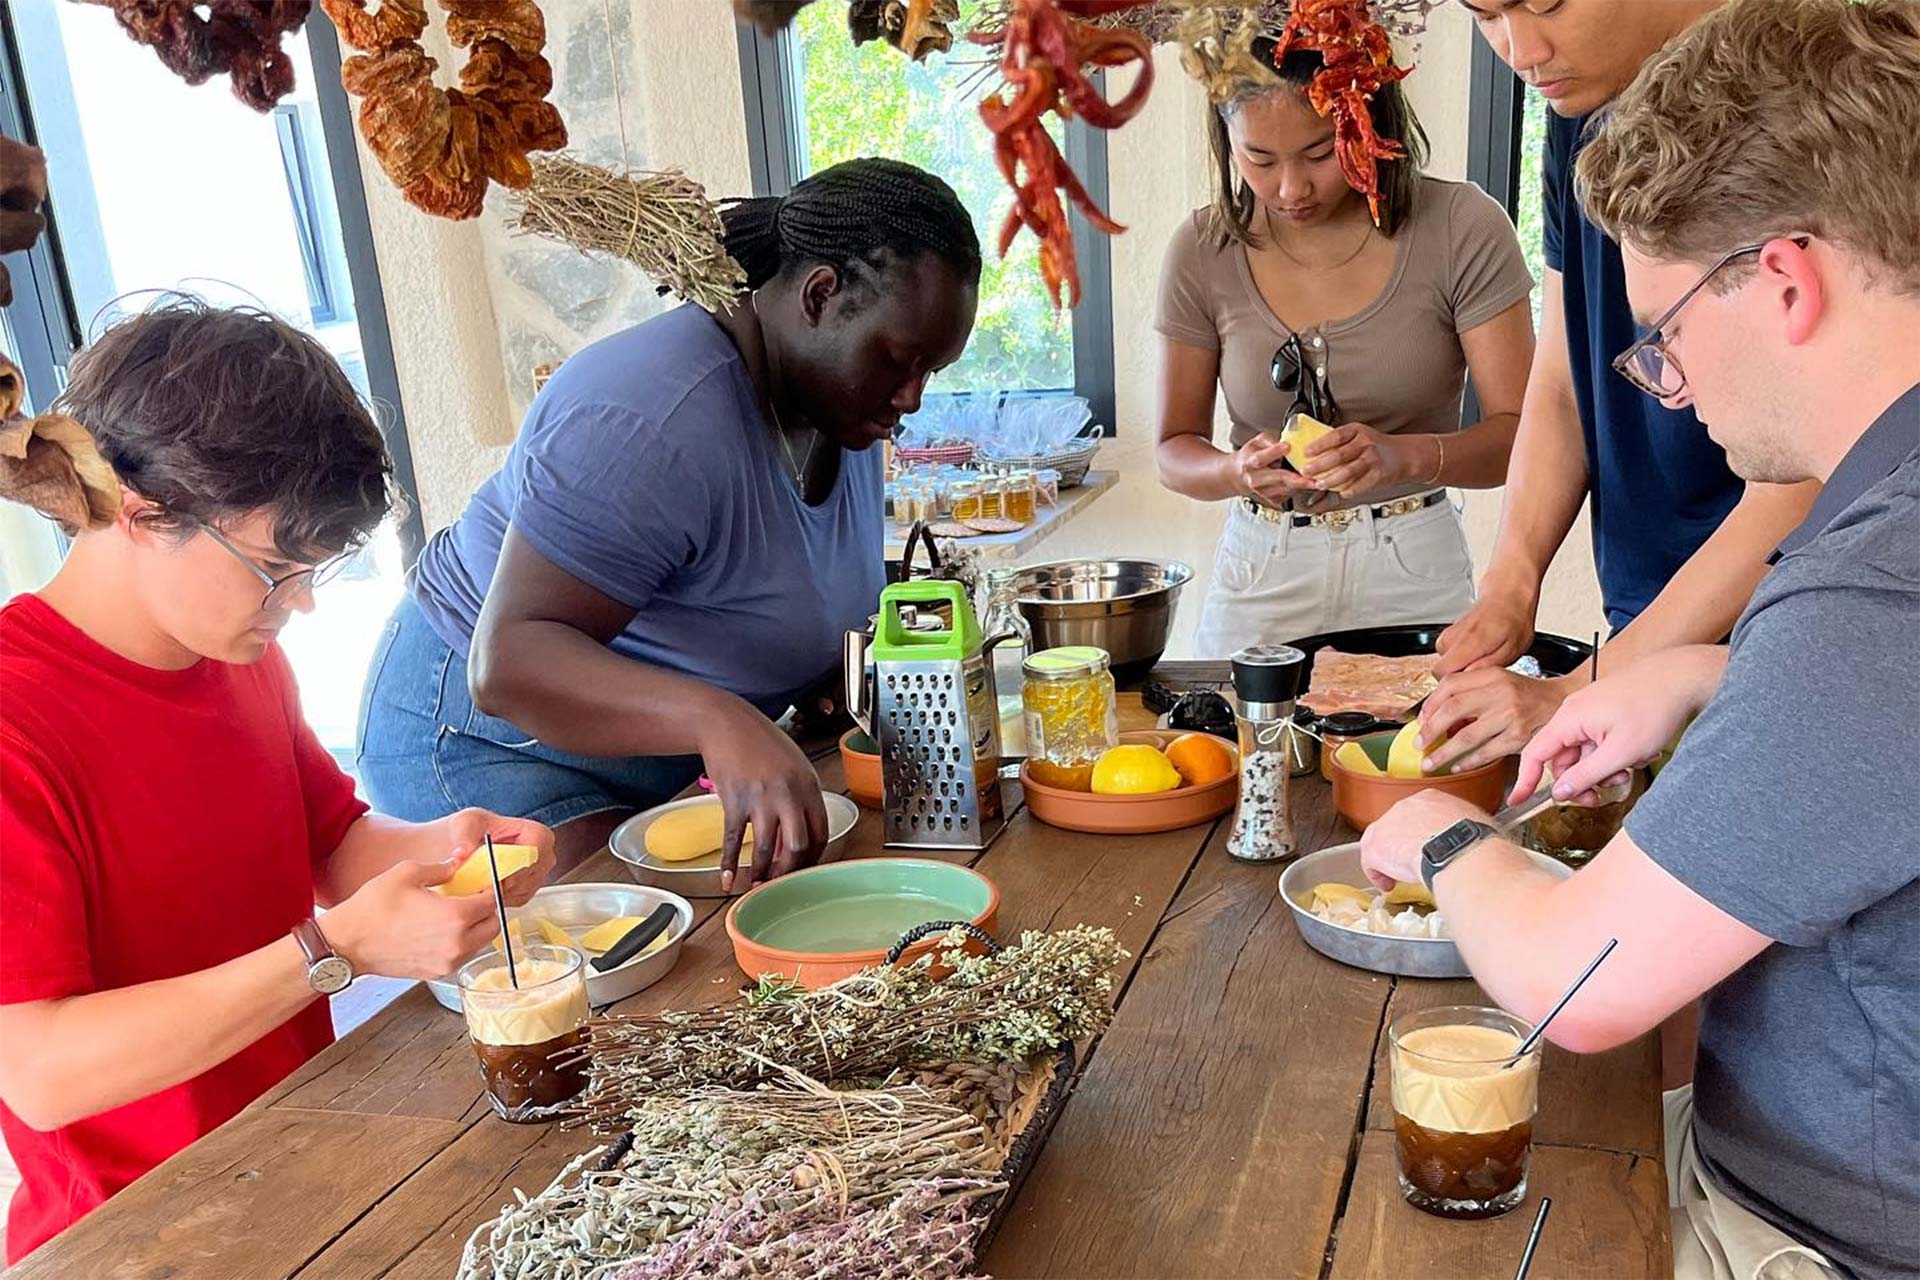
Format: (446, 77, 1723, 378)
(1613, 234, 1812, 400)
(1271, 331, 1340, 424)
(198, 522, 352, 612)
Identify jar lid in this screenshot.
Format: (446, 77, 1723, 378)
(1024, 645, 1111, 679)
(1292, 706, 1319, 725)
(1319, 710, 1380, 734)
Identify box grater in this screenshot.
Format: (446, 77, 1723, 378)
(869, 580, 1007, 851)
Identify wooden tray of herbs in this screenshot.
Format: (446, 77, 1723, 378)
(457, 924, 1120, 1280)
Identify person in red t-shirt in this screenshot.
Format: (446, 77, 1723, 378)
(0, 299, 557, 1263)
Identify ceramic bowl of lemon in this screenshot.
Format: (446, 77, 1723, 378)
(427, 882, 693, 1011)
(610, 791, 862, 897)
(1327, 723, 1511, 832)
(1022, 729, 1239, 835)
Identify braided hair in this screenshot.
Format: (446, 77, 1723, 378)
(719, 158, 981, 308)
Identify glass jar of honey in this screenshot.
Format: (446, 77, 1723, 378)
(951, 479, 983, 521)
(1004, 470, 1037, 524)
(978, 473, 1005, 520)
(1022, 646, 1119, 792)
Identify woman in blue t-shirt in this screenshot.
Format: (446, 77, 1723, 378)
(357, 159, 980, 887)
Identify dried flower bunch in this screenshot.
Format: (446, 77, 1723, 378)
(74, 0, 311, 111)
(510, 157, 748, 313)
(576, 926, 1123, 1129)
(458, 1073, 1004, 1280)
(321, 0, 568, 219)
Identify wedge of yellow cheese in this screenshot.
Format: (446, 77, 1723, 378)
(1384, 881, 1436, 909)
(1309, 882, 1375, 912)
(1332, 739, 1384, 777)
(644, 805, 752, 863)
(1281, 413, 1337, 481)
(435, 843, 539, 896)
(1386, 721, 1447, 780)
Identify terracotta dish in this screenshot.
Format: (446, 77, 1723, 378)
(1329, 731, 1511, 831)
(725, 859, 999, 988)
(839, 728, 884, 809)
(1022, 729, 1238, 835)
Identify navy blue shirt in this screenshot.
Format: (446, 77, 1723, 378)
(1545, 112, 1744, 629)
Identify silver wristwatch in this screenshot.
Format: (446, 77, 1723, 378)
(292, 918, 354, 995)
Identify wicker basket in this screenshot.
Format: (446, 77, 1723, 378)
(894, 442, 978, 468)
(986, 435, 1101, 488)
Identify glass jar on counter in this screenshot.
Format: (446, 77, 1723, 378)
(951, 479, 983, 522)
(1318, 711, 1384, 781)
(978, 473, 1006, 520)
(1004, 470, 1037, 524)
(1021, 646, 1119, 792)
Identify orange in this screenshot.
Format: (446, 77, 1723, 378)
(1164, 733, 1236, 788)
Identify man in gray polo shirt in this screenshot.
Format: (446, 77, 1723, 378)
(1358, 3, 1919, 1276)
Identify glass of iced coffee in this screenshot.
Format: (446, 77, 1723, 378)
(455, 944, 590, 1123)
(1389, 1005, 1541, 1219)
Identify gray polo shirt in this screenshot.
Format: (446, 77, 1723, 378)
(1627, 383, 1920, 1279)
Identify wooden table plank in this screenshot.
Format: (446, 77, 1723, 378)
(293, 1120, 597, 1280)
(1364, 978, 1664, 1159)
(1329, 1130, 1670, 1280)
(7, 1110, 461, 1280)
(984, 813, 1393, 1280)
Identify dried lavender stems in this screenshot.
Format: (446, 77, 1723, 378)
(511, 156, 747, 313)
(576, 926, 1122, 1131)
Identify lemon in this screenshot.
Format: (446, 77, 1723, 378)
(1091, 745, 1183, 796)
(1332, 740, 1384, 776)
(1386, 721, 1445, 779)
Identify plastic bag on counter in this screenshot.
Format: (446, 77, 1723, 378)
(895, 391, 1003, 450)
(978, 395, 1093, 460)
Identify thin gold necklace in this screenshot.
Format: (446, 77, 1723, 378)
(749, 292, 819, 489)
(1265, 206, 1374, 271)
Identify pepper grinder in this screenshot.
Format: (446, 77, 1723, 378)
(1226, 644, 1307, 863)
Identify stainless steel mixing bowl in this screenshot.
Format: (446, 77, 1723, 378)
(1007, 558, 1193, 681)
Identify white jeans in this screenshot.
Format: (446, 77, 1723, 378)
(1192, 495, 1476, 659)
(1665, 1086, 1839, 1280)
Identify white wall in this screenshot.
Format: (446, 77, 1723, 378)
(356, 2, 1604, 649)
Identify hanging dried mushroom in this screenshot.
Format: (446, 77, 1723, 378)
(0, 356, 120, 534)
(70, 0, 312, 111)
(320, 0, 567, 220)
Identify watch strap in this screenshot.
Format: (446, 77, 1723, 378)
(1420, 819, 1498, 891)
(290, 917, 333, 966)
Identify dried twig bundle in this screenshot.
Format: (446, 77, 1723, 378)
(577, 926, 1123, 1129)
(511, 155, 747, 313)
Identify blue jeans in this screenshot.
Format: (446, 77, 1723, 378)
(355, 594, 701, 826)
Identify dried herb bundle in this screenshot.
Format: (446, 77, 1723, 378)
(458, 1076, 1002, 1280)
(511, 156, 747, 313)
(576, 927, 1123, 1129)
(616, 1178, 996, 1280)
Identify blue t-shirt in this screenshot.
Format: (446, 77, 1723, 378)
(411, 304, 885, 717)
(1545, 112, 1744, 629)
(1625, 386, 1920, 1279)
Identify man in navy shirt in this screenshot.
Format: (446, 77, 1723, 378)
(1418, 0, 1818, 773)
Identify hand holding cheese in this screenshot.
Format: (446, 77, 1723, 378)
(434, 843, 540, 896)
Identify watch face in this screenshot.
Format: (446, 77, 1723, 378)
(309, 955, 353, 995)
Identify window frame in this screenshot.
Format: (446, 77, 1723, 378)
(0, 8, 426, 561)
(1459, 35, 1529, 427)
(736, 21, 1118, 435)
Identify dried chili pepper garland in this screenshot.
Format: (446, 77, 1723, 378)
(321, 0, 567, 220)
(969, 0, 1157, 309)
(73, 0, 311, 111)
(1270, 0, 1411, 224)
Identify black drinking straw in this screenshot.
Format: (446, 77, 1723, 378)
(485, 834, 519, 990)
(1507, 938, 1619, 1067)
(1590, 630, 1601, 682)
(1513, 1197, 1552, 1280)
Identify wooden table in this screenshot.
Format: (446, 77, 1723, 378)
(884, 470, 1117, 564)
(14, 693, 1669, 1280)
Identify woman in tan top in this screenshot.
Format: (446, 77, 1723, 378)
(1157, 42, 1536, 657)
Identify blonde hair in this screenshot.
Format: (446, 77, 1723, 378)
(1576, 0, 1920, 293)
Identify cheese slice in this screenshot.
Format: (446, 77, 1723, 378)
(435, 843, 539, 896)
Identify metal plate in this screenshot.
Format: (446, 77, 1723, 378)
(1278, 842, 1572, 979)
(426, 882, 693, 1013)
(608, 792, 862, 898)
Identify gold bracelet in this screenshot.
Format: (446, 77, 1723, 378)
(1426, 435, 1446, 485)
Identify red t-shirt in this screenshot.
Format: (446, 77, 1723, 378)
(0, 594, 367, 1262)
